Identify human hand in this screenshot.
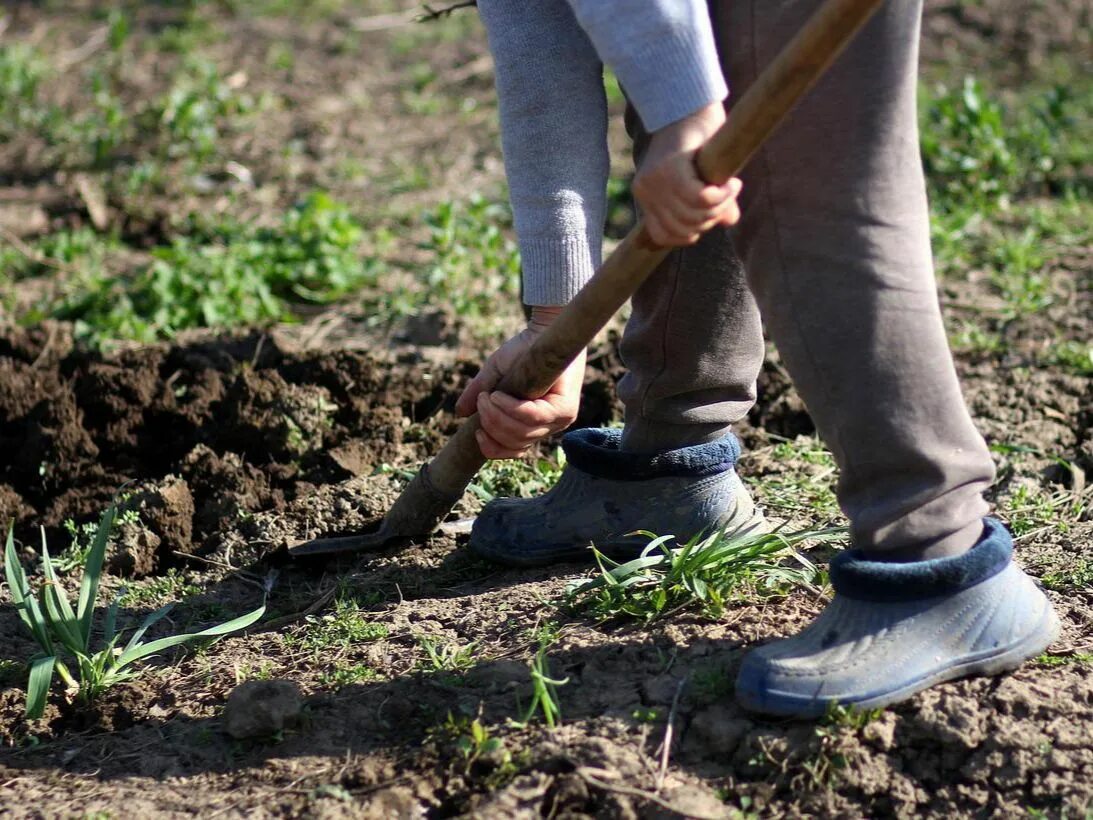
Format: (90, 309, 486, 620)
(454, 306, 586, 459)
(632, 102, 742, 247)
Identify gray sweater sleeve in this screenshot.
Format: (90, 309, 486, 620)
(478, 0, 726, 306)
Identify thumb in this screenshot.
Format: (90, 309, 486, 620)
(455, 357, 503, 417)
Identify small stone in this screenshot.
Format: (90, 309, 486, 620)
(222, 679, 303, 739)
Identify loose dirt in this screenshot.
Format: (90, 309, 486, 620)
(1, 0, 1090, 817)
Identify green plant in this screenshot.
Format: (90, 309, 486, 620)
(1034, 652, 1093, 668)
(751, 436, 841, 522)
(289, 595, 388, 652)
(150, 58, 256, 162)
(118, 569, 202, 607)
(320, 662, 380, 688)
(4, 506, 265, 718)
(416, 635, 478, 674)
(921, 77, 1087, 215)
(54, 507, 140, 573)
(1054, 340, 1093, 376)
(512, 643, 568, 729)
(43, 193, 378, 344)
(420, 195, 521, 320)
(567, 527, 838, 622)
(1041, 559, 1093, 593)
(0, 44, 48, 135)
(469, 448, 565, 502)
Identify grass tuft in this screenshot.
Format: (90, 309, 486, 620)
(567, 526, 840, 623)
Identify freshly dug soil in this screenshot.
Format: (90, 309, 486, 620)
(0, 324, 1089, 819)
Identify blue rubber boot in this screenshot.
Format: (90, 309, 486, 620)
(735, 518, 1060, 717)
(468, 428, 764, 567)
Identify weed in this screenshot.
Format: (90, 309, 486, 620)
(1041, 560, 1093, 593)
(150, 58, 258, 162)
(512, 642, 568, 729)
(416, 635, 478, 674)
(0, 44, 48, 135)
(288, 595, 389, 652)
(921, 77, 1087, 215)
(42, 193, 379, 344)
(691, 663, 734, 704)
(821, 703, 884, 731)
(631, 706, 661, 723)
(54, 507, 140, 573)
(118, 569, 202, 607)
(4, 506, 264, 718)
(235, 661, 276, 682)
(1053, 340, 1093, 376)
(469, 447, 565, 502)
(1034, 652, 1093, 668)
(320, 662, 380, 689)
(567, 526, 838, 623)
(751, 436, 841, 522)
(419, 195, 521, 322)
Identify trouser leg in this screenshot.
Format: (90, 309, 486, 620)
(618, 105, 765, 453)
(715, 0, 995, 557)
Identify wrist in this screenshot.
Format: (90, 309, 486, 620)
(528, 305, 564, 332)
(653, 102, 725, 149)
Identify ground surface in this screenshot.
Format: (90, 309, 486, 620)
(0, 1, 1090, 818)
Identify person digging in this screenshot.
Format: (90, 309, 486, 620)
(451, 0, 1060, 717)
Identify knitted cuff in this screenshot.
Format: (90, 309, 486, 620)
(520, 233, 601, 306)
(830, 518, 1013, 603)
(562, 427, 740, 481)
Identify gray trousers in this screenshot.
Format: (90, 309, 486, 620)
(618, 0, 996, 558)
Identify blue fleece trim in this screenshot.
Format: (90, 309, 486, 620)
(561, 427, 740, 481)
(830, 518, 1013, 603)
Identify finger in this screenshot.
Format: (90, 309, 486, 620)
(476, 428, 528, 460)
(649, 206, 702, 246)
(454, 361, 500, 417)
(478, 393, 552, 450)
(488, 391, 566, 428)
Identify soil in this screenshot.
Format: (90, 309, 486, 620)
(1, 1, 1091, 819)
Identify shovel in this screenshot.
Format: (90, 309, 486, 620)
(289, 0, 885, 558)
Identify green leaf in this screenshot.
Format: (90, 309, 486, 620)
(122, 603, 175, 655)
(39, 531, 83, 652)
(77, 505, 116, 650)
(116, 603, 264, 668)
(5, 527, 53, 654)
(26, 655, 56, 719)
(102, 599, 120, 646)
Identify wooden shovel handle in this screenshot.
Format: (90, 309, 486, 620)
(426, 0, 886, 498)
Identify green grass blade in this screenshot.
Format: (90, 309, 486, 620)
(39, 531, 84, 651)
(26, 655, 56, 719)
(77, 505, 116, 651)
(116, 603, 264, 668)
(102, 599, 120, 646)
(122, 603, 175, 655)
(5, 527, 54, 654)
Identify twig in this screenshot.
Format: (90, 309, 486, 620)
(350, 10, 416, 31)
(576, 768, 726, 820)
(416, 1, 477, 23)
(171, 550, 239, 573)
(657, 676, 688, 792)
(30, 322, 59, 369)
(57, 26, 108, 69)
